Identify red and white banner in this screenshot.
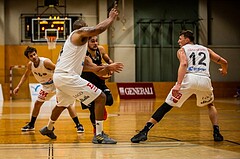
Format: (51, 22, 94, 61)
(117, 83, 156, 99)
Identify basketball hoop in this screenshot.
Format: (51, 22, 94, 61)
(46, 36, 57, 49)
(45, 29, 59, 50)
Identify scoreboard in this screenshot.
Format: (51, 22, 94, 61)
(31, 17, 72, 42)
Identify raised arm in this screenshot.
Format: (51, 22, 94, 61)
(72, 8, 118, 46)
(208, 48, 228, 76)
(13, 62, 32, 95)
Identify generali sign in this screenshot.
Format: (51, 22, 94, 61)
(117, 83, 156, 99)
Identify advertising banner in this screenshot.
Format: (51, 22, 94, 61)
(117, 83, 156, 99)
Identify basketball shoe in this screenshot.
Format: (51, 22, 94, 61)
(92, 132, 117, 144)
(131, 131, 147, 143)
(21, 123, 35, 131)
(39, 126, 57, 139)
(76, 124, 84, 133)
(213, 132, 224, 141)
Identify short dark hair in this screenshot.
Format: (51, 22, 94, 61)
(24, 46, 37, 58)
(73, 19, 87, 30)
(88, 36, 98, 41)
(179, 30, 194, 42)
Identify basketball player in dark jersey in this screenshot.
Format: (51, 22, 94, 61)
(81, 36, 114, 135)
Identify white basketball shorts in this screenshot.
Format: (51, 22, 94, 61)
(37, 83, 56, 102)
(53, 72, 102, 107)
(165, 74, 214, 107)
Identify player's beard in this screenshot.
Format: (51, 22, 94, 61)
(89, 46, 97, 51)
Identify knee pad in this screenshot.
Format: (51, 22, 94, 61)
(104, 89, 113, 106)
(89, 106, 95, 124)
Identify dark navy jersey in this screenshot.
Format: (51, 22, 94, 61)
(81, 48, 105, 88)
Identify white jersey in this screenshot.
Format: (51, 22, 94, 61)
(31, 57, 53, 84)
(183, 44, 210, 77)
(55, 30, 87, 75)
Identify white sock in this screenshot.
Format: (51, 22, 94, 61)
(47, 118, 55, 130)
(95, 120, 103, 135)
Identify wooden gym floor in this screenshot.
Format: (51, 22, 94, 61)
(0, 98, 239, 159)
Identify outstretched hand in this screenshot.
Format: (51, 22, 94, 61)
(107, 62, 124, 73)
(94, 62, 123, 77)
(13, 87, 19, 95)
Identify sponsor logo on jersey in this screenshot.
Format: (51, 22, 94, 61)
(171, 93, 182, 103)
(33, 72, 48, 77)
(201, 96, 213, 104)
(73, 91, 84, 98)
(188, 66, 206, 72)
(79, 95, 90, 103)
(86, 82, 98, 92)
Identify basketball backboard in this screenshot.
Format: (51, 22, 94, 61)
(31, 17, 71, 42)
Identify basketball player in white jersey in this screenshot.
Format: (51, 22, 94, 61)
(40, 8, 123, 144)
(13, 46, 84, 133)
(131, 30, 228, 143)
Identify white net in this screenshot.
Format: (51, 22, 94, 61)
(46, 36, 57, 49)
(45, 29, 58, 50)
